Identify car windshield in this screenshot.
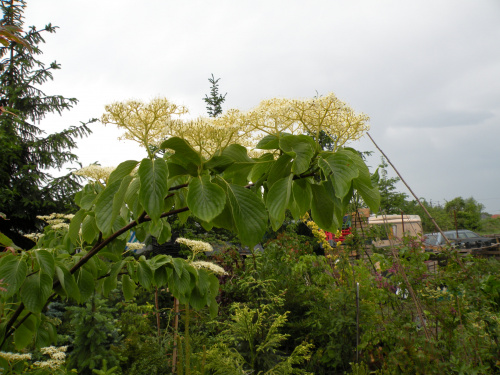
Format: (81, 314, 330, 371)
(464, 230, 480, 238)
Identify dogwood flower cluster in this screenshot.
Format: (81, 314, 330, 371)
(34, 213, 73, 231)
(0, 351, 31, 361)
(176, 237, 214, 255)
(33, 346, 67, 370)
(191, 260, 227, 275)
(126, 242, 145, 251)
(103, 93, 369, 158)
(101, 97, 188, 151)
(73, 164, 115, 184)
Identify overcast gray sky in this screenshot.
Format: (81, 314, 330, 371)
(24, 0, 500, 215)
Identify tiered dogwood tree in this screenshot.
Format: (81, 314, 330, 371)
(0, 93, 379, 350)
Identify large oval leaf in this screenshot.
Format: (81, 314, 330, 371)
(266, 174, 293, 231)
(20, 272, 52, 313)
(0, 255, 28, 298)
(187, 175, 226, 222)
(138, 158, 169, 222)
(226, 182, 268, 247)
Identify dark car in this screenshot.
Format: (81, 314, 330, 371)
(424, 230, 495, 250)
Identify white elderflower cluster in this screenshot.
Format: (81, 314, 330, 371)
(73, 164, 115, 183)
(33, 346, 67, 369)
(0, 351, 31, 361)
(191, 261, 227, 276)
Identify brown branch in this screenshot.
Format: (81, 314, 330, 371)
(0, 206, 189, 348)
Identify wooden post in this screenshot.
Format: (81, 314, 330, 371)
(172, 297, 180, 374)
(155, 287, 161, 339)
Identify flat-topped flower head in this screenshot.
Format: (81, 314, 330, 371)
(176, 237, 213, 253)
(73, 164, 115, 184)
(191, 261, 227, 275)
(102, 97, 188, 152)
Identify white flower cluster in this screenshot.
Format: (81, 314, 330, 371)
(0, 351, 31, 361)
(126, 242, 145, 251)
(176, 237, 213, 253)
(36, 213, 74, 222)
(33, 346, 67, 369)
(191, 261, 227, 276)
(24, 232, 45, 241)
(73, 164, 115, 183)
(35, 213, 73, 231)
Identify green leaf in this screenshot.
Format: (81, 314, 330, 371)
(124, 176, 141, 208)
(137, 260, 153, 290)
(103, 261, 124, 296)
(153, 266, 169, 287)
(211, 199, 236, 232)
(354, 179, 380, 213)
(81, 214, 99, 243)
(187, 175, 226, 222)
(267, 153, 292, 189)
(189, 287, 207, 311)
(167, 162, 189, 177)
(249, 153, 275, 182)
(68, 209, 86, 244)
(14, 314, 37, 350)
(204, 155, 234, 173)
(279, 134, 316, 175)
(150, 218, 172, 244)
(343, 148, 380, 212)
(291, 179, 312, 218)
(122, 274, 136, 301)
(34, 249, 55, 276)
(196, 268, 210, 296)
(112, 175, 134, 224)
(225, 182, 268, 247)
(319, 150, 359, 199)
(161, 137, 202, 166)
(95, 179, 122, 235)
(20, 272, 52, 313)
(221, 145, 256, 184)
(0, 232, 20, 249)
(108, 160, 139, 185)
(256, 134, 280, 149)
(138, 158, 169, 222)
(310, 183, 336, 232)
(266, 174, 293, 231)
(174, 190, 190, 224)
(0, 255, 28, 297)
(55, 265, 81, 303)
(75, 268, 95, 302)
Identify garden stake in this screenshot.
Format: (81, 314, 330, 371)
(380, 214, 433, 341)
(366, 132, 465, 269)
(356, 282, 360, 363)
(172, 297, 180, 374)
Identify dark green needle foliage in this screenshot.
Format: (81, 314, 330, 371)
(0, 0, 93, 248)
(203, 73, 226, 118)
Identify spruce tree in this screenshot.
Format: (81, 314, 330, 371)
(0, 0, 92, 248)
(203, 73, 226, 117)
